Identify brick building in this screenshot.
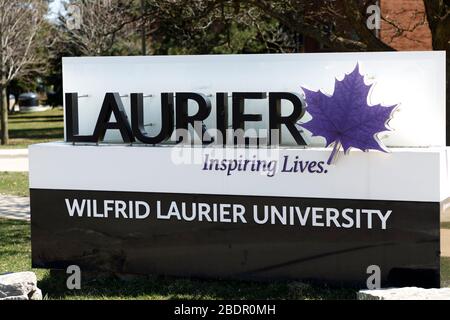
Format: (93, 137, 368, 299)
(380, 0, 432, 50)
(303, 0, 432, 52)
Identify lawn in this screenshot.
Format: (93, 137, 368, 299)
(0, 172, 29, 197)
(0, 218, 355, 300)
(442, 256, 450, 288)
(3, 108, 64, 148)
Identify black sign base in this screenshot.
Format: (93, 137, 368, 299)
(31, 189, 440, 288)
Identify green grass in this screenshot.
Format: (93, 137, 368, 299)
(0, 218, 355, 300)
(442, 257, 450, 287)
(40, 272, 355, 300)
(0, 172, 29, 197)
(4, 108, 63, 148)
(0, 219, 48, 282)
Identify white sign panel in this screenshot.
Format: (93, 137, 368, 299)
(29, 142, 450, 203)
(62, 51, 446, 147)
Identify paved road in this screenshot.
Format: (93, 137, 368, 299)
(0, 149, 28, 172)
(0, 195, 30, 221)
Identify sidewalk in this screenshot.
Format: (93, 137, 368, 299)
(0, 195, 30, 221)
(443, 230, 450, 257)
(0, 149, 28, 172)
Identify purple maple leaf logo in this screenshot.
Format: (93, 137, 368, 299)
(299, 64, 397, 165)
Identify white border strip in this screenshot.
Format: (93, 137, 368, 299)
(29, 142, 447, 202)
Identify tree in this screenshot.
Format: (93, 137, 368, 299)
(138, 0, 300, 55)
(50, 0, 448, 143)
(58, 0, 138, 56)
(423, 0, 450, 143)
(224, 0, 449, 142)
(0, 0, 49, 145)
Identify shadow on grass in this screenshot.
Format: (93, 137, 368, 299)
(10, 128, 63, 140)
(10, 114, 63, 120)
(38, 270, 356, 300)
(0, 219, 30, 246)
(11, 119, 63, 124)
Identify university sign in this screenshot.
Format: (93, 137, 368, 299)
(30, 52, 447, 287)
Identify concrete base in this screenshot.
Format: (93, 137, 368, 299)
(358, 287, 450, 300)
